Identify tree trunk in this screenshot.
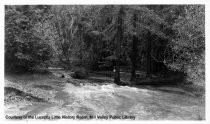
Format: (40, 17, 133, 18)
(114, 6, 123, 85)
(146, 32, 152, 78)
(130, 13, 138, 81)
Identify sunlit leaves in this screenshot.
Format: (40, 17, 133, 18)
(169, 5, 205, 85)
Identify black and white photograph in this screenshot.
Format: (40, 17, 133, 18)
(3, 1, 207, 122)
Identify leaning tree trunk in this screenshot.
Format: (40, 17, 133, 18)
(146, 32, 152, 78)
(114, 6, 123, 85)
(130, 13, 138, 81)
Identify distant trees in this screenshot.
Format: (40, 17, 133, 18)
(5, 5, 53, 72)
(49, 5, 106, 70)
(49, 6, 84, 68)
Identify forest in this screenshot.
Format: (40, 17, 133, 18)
(4, 5, 205, 120)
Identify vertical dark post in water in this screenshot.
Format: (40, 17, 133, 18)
(114, 6, 123, 84)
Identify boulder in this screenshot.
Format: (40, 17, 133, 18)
(71, 68, 88, 79)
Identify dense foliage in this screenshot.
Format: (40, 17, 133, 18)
(5, 5, 205, 86)
(5, 6, 53, 72)
(169, 5, 205, 86)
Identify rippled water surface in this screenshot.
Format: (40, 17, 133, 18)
(4, 71, 205, 120)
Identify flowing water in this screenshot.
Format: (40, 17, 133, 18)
(4, 80, 205, 120)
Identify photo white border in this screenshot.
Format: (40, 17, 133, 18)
(0, 0, 209, 124)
